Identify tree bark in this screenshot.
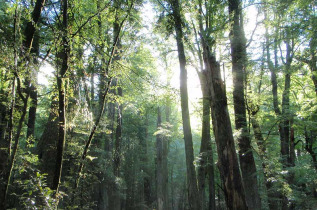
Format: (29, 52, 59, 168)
(52, 0, 69, 194)
(195, 3, 216, 208)
(112, 4, 123, 206)
(281, 45, 292, 166)
(113, 85, 122, 210)
(169, 1, 201, 209)
(138, 111, 151, 209)
(308, 15, 317, 95)
(164, 99, 170, 209)
(228, 0, 261, 208)
(156, 107, 166, 210)
(204, 52, 248, 210)
(197, 72, 216, 210)
(26, 30, 40, 140)
(289, 119, 296, 166)
(305, 129, 317, 171)
(24, 0, 46, 140)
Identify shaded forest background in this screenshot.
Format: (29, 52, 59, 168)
(0, 0, 316, 209)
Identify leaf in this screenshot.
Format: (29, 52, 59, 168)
(86, 155, 97, 161)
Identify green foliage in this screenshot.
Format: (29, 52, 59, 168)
(1, 0, 317, 209)
(12, 148, 55, 209)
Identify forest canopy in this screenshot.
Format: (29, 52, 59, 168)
(0, 0, 316, 209)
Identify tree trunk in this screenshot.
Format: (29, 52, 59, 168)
(163, 100, 170, 209)
(23, 0, 46, 53)
(113, 85, 122, 210)
(204, 52, 248, 210)
(305, 129, 317, 171)
(195, 2, 216, 208)
(281, 62, 291, 166)
(197, 72, 216, 210)
(52, 0, 69, 194)
(112, 5, 123, 206)
(139, 112, 152, 208)
(26, 30, 40, 140)
(24, 0, 46, 141)
(0, 78, 15, 179)
(308, 15, 317, 95)
(169, 1, 201, 209)
(228, 0, 261, 208)
(289, 119, 296, 166)
(156, 107, 165, 210)
(155, 106, 169, 210)
(26, 83, 37, 139)
(0, 88, 29, 209)
(138, 112, 150, 209)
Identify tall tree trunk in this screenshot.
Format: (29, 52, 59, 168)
(52, 0, 69, 194)
(195, 2, 216, 208)
(308, 15, 317, 95)
(206, 116, 216, 210)
(197, 72, 216, 210)
(169, 1, 201, 209)
(164, 99, 170, 209)
(281, 61, 291, 166)
(26, 30, 40, 140)
(113, 85, 122, 210)
(228, 0, 261, 208)
(289, 119, 296, 166)
(95, 1, 109, 207)
(139, 111, 152, 208)
(155, 104, 169, 210)
(112, 4, 123, 206)
(24, 0, 46, 141)
(194, 0, 247, 207)
(138, 112, 151, 209)
(204, 52, 248, 210)
(156, 107, 166, 210)
(23, 0, 46, 54)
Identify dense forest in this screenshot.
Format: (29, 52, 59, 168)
(0, 0, 316, 209)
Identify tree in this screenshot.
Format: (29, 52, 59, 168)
(0, 0, 46, 208)
(155, 106, 169, 210)
(168, 0, 201, 209)
(228, 0, 261, 208)
(52, 0, 69, 196)
(1, 0, 317, 209)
